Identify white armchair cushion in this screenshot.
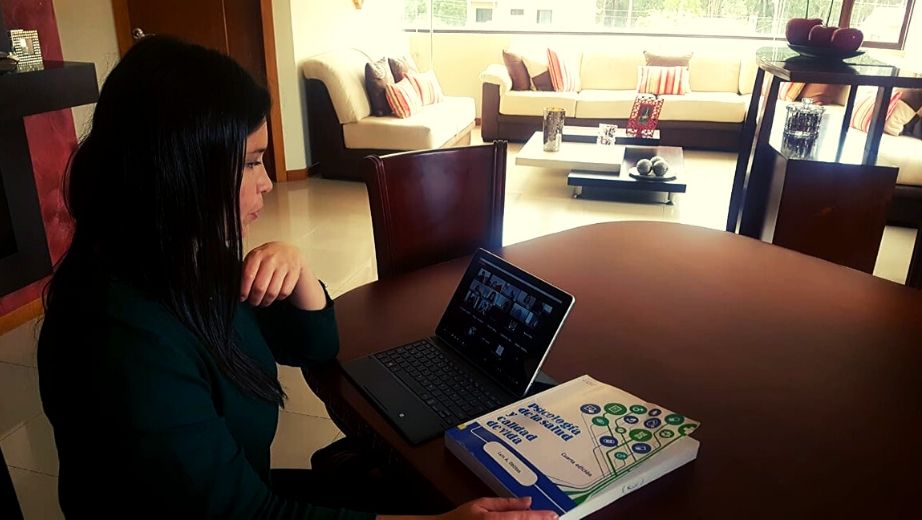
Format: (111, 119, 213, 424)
(343, 96, 474, 150)
(480, 64, 513, 94)
(499, 91, 578, 116)
(302, 49, 372, 124)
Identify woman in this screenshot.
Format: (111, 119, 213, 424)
(38, 36, 556, 520)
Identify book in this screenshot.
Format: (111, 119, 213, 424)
(445, 375, 699, 519)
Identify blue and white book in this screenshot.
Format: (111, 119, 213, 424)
(445, 375, 699, 519)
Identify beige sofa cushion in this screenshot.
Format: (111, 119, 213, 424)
(575, 91, 747, 122)
(342, 96, 474, 150)
(688, 54, 742, 93)
(658, 92, 748, 122)
(574, 90, 637, 119)
(580, 50, 644, 91)
(302, 49, 372, 125)
(499, 91, 578, 117)
(739, 56, 758, 95)
(875, 134, 922, 186)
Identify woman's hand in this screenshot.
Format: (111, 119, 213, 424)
(380, 497, 557, 520)
(240, 242, 326, 310)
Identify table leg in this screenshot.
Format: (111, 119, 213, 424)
(572, 186, 582, 199)
(667, 192, 675, 205)
(739, 75, 782, 238)
(863, 86, 893, 166)
(727, 68, 766, 232)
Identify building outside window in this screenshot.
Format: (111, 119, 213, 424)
(402, 0, 915, 48)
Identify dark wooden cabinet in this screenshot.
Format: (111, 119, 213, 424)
(111, 0, 288, 180)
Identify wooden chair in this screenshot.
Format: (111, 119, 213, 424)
(362, 142, 507, 279)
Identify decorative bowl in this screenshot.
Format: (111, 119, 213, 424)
(787, 44, 864, 61)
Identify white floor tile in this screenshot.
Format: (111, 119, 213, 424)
(1, 413, 59, 476)
(270, 411, 341, 470)
(278, 365, 329, 419)
(0, 363, 42, 441)
(0, 318, 40, 368)
(8, 467, 63, 520)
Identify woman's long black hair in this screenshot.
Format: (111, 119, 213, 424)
(45, 36, 285, 405)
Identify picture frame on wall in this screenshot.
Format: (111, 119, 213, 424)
(626, 94, 663, 139)
(9, 29, 43, 70)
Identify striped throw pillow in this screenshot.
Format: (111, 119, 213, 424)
(408, 71, 444, 105)
(385, 78, 423, 119)
(547, 48, 580, 92)
(636, 66, 690, 96)
(850, 91, 903, 133)
(762, 79, 806, 101)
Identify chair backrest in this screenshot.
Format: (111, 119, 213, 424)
(363, 142, 507, 279)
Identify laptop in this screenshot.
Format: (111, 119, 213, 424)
(343, 249, 575, 445)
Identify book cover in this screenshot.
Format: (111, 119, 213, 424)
(445, 375, 699, 519)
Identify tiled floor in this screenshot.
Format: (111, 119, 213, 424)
(1, 129, 916, 517)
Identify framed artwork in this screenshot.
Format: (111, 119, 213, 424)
(626, 94, 663, 139)
(9, 29, 42, 71)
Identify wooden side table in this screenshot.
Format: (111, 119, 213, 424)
(727, 47, 922, 274)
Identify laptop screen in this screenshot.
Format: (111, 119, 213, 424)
(436, 249, 574, 397)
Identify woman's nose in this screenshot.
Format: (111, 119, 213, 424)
(259, 170, 273, 193)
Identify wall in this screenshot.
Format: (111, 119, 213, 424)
(277, 0, 408, 170)
(52, 0, 119, 139)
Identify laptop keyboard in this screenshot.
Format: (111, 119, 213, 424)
(374, 340, 505, 425)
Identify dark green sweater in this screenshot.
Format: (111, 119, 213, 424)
(37, 282, 375, 519)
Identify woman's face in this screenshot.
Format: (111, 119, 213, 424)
(239, 122, 271, 236)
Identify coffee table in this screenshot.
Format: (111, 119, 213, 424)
(515, 131, 686, 204)
(569, 145, 687, 204)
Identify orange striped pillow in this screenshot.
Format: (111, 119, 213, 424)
(637, 66, 690, 96)
(850, 91, 903, 132)
(762, 79, 806, 101)
(547, 48, 580, 92)
(385, 78, 423, 119)
(407, 71, 444, 105)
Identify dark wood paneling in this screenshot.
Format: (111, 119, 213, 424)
(124, 0, 229, 52)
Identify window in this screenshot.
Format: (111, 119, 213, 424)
(402, 0, 915, 49)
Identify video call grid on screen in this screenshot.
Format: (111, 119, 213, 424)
(438, 253, 569, 395)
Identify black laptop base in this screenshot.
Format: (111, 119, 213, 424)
(343, 340, 558, 445)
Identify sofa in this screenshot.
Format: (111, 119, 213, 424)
(480, 49, 758, 151)
(303, 49, 476, 180)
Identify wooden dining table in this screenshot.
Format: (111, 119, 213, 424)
(304, 221, 922, 518)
